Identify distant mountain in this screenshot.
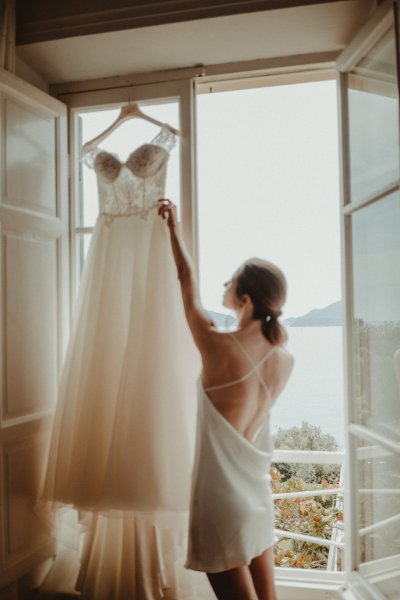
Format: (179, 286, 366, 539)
(207, 302, 343, 329)
(285, 301, 342, 327)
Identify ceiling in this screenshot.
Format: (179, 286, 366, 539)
(15, 0, 351, 44)
(15, 0, 376, 85)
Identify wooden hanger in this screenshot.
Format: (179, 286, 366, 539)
(82, 103, 180, 153)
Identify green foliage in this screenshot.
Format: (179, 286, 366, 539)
(271, 468, 343, 570)
(273, 421, 338, 451)
(272, 421, 340, 484)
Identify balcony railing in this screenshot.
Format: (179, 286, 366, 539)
(272, 449, 345, 571)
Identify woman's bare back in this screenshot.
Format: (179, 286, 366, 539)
(201, 325, 294, 441)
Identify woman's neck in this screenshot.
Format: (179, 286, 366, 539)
(236, 312, 259, 332)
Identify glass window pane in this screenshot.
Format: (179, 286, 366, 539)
(81, 160, 99, 227)
(357, 438, 400, 599)
(347, 23, 399, 203)
(76, 233, 93, 281)
(351, 191, 400, 441)
(78, 101, 180, 228)
(197, 80, 345, 572)
(197, 81, 345, 450)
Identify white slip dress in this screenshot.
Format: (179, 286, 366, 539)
(186, 333, 277, 573)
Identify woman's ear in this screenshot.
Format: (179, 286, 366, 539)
(240, 293, 253, 309)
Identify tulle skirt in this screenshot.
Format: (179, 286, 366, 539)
(40, 210, 212, 598)
(44, 210, 199, 511)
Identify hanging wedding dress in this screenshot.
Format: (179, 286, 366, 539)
(42, 125, 211, 599)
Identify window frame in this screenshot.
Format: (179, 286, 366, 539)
(62, 34, 398, 593)
(66, 79, 196, 303)
(336, 1, 400, 598)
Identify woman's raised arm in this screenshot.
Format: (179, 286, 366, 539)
(158, 199, 214, 348)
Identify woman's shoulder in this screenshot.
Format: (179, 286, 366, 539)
(273, 344, 294, 375)
(195, 326, 236, 356)
(275, 343, 294, 360)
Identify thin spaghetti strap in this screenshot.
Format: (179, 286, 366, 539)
(227, 332, 256, 369)
(204, 333, 260, 391)
(205, 371, 257, 392)
(204, 333, 277, 394)
(228, 333, 277, 372)
(228, 333, 277, 396)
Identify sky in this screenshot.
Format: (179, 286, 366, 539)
(80, 79, 342, 319)
(196, 81, 341, 318)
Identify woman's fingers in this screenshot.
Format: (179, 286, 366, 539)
(158, 199, 177, 226)
(158, 198, 172, 207)
(158, 198, 173, 218)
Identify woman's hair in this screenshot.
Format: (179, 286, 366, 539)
(235, 258, 287, 345)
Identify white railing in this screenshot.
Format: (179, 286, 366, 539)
(273, 529, 345, 549)
(272, 450, 345, 570)
(272, 443, 399, 571)
(273, 488, 343, 500)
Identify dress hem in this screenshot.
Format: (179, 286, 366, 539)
(185, 540, 275, 573)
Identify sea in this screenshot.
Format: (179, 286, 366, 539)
(271, 326, 345, 450)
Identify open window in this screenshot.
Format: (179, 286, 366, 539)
(337, 1, 400, 598)
(3, 0, 397, 597)
(195, 74, 346, 585)
(63, 4, 399, 597)
(0, 68, 69, 590)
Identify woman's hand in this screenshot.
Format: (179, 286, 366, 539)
(158, 199, 178, 230)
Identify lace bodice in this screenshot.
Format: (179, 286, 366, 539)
(81, 125, 176, 223)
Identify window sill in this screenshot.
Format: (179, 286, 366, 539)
(275, 568, 345, 600)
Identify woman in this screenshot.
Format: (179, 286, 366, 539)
(158, 199, 294, 600)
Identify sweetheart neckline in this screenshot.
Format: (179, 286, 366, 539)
(94, 141, 169, 167)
